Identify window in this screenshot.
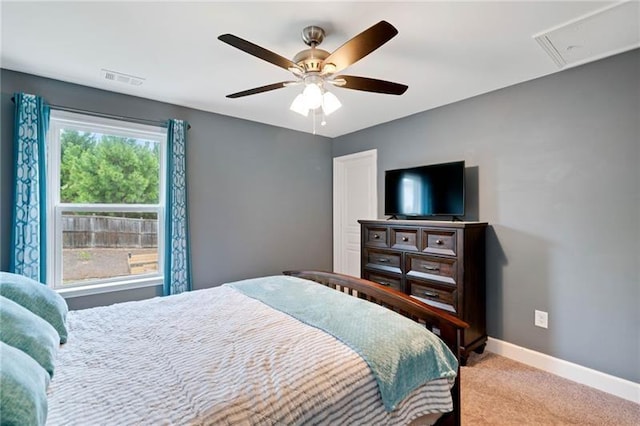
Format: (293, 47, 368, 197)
(47, 111, 167, 295)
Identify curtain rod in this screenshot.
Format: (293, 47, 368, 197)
(10, 96, 191, 130)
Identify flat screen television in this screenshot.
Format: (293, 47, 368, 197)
(384, 161, 465, 218)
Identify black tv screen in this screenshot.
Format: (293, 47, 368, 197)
(385, 161, 465, 217)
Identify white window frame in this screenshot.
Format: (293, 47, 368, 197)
(47, 110, 167, 297)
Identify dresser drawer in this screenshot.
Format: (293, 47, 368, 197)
(363, 271, 402, 292)
(364, 225, 389, 248)
(390, 228, 419, 251)
(421, 229, 457, 256)
(409, 280, 457, 314)
(364, 249, 402, 274)
(405, 253, 456, 286)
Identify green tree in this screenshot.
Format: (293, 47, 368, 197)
(60, 131, 160, 205)
(60, 130, 96, 202)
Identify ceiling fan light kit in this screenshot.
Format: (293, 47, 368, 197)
(219, 20, 408, 130)
(288, 74, 342, 118)
(289, 86, 342, 118)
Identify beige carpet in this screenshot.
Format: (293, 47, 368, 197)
(461, 352, 640, 425)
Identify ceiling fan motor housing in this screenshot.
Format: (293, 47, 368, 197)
(294, 26, 331, 73)
(293, 48, 330, 73)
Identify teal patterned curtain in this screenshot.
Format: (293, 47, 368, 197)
(10, 93, 50, 283)
(164, 119, 191, 295)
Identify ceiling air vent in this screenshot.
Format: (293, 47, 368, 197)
(101, 69, 145, 86)
(534, 1, 640, 69)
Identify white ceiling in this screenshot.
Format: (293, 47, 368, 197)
(1, 1, 638, 138)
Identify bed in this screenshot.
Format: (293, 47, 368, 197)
(3, 270, 467, 425)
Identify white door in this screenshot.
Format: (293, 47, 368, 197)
(333, 149, 377, 276)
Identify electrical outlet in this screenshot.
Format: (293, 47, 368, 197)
(535, 310, 548, 329)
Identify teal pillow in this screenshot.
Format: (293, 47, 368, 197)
(0, 296, 59, 377)
(0, 342, 50, 426)
(0, 272, 68, 343)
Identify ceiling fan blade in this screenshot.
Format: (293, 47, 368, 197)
(226, 82, 295, 99)
(322, 21, 398, 74)
(218, 34, 300, 71)
(335, 75, 408, 95)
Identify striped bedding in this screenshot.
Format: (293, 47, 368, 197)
(47, 284, 454, 425)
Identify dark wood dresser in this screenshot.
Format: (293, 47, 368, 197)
(358, 219, 487, 363)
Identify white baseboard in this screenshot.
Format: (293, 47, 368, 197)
(486, 337, 640, 404)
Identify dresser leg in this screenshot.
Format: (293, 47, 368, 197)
(474, 343, 486, 354)
(460, 354, 468, 366)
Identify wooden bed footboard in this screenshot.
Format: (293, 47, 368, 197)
(283, 270, 468, 426)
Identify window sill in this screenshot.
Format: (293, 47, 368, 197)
(56, 276, 163, 299)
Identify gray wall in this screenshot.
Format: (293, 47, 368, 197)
(333, 50, 640, 383)
(1, 70, 333, 310)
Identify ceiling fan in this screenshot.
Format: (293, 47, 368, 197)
(218, 21, 408, 119)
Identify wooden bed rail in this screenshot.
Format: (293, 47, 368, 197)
(283, 270, 468, 426)
(283, 270, 468, 349)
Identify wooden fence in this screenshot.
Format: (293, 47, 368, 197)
(62, 215, 157, 249)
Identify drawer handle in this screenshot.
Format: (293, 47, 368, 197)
(423, 291, 439, 298)
(423, 265, 440, 271)
(373, 234, 380, 239)
(435, 239, 444, 245)
(378, 258, 390, 263)
(401, 236, 408, 242)
(378, 281, 391, 287)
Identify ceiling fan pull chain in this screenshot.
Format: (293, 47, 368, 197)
(312, 110, 316, 135)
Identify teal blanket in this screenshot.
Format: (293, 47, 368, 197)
(226, 275, 458, 412)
